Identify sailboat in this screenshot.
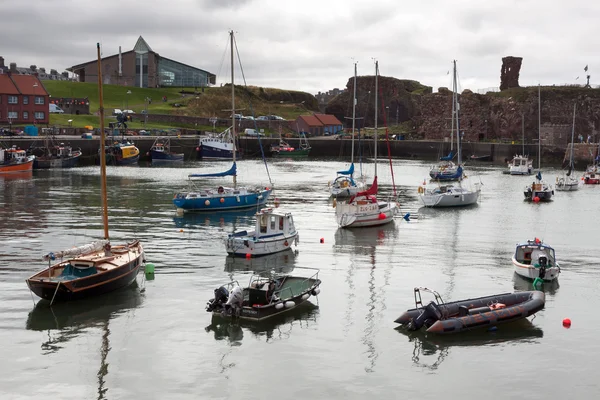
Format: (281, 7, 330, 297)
(173, 31, 272, 213)
(524, 85, 553, 202)
(270, 129, 311, 157)
(583, 139, 600, 184)
(556, 103, 580, 191)
(419, 61, 481, 208)
(507, 114, 533, 175)
(26, 43, 145, 303)
(329, 62, 364, 198)
(335, 61, 398, 228)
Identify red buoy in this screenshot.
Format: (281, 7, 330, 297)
(378, 212, 386, 220)
(533, 196, 540, 203)
(245, 253, 251, 259)
(196, 147, 200, 151)
(563, 318, 571, 328)
(320, 238, 324, 244)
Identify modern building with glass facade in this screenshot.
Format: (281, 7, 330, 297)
(68, 36, 216, 88)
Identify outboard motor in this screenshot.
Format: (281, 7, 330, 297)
(206, 286, 229, 312)
(408, 301, 443, 331)
(538, 255, 548, 279)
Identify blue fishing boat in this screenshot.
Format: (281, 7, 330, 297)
(173, 31, 272, 214)
(197, 128, 242, 160)
(150, 137, 184, 164)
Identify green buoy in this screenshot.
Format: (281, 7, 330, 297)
(145, 263, 155, 275)
(532, 277, 543, 289)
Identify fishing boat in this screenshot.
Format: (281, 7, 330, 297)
(25, 43, 145, 304)
(335, 61, 398, 228)
(394, 287, 545, 334)
(173, 31, 272, 214)
(556, 103, 579, 191)
(197, 127, 241, 160)
(205, 267, 321, 321)
(149, 137, 184, 164)
(104, 135, 140, 166)
(28, 132, 81, 169)
(329, 62, 364, 198)
(524, 86, 553, 201)
(583, 142, 600, 184)
(225, 207, 298, 257)
(271, 132, 311, 157)
(511, 238, 560, 282)
(0, 146, 35, 173)
(419, 61, 481, 208)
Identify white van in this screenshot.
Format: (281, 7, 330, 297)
(244, 128, 263, 137)
(49, 104, 65, 114)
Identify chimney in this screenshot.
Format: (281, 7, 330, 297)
(50, 69, 58, 75)
(9, 62, 17, 73)
(30, 65, 37, 72)
(39, 67, 46, 74)
(0, 56, 5, 68)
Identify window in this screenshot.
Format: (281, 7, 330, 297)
(23, 96, 29, 105)
(35, 96, 44, 105)
(8, 111, 18, 119)
(23, 111, 29, 120)
(34, 111, 45, 120)
(270, 216, 276, 230)
(8, 95, 17, 104)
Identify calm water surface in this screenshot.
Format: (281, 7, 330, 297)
(1, 159, 599, 399)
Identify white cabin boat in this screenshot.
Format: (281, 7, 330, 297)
(508, 155, 533, 175)
(225, 208, 298, 257)
(511, 238, 560, 282)
(419, 182, 481, 207)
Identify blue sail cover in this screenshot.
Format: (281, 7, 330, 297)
(337, 163, 355, 176)
(189, 162, 237, 178)
(536, 171, 542, 181)
(440, 151, 454, 161)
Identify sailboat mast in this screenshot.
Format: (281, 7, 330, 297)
(351, 62, 357, 164)
(570, 102, 576, 167)
(374, 60, 378, 177)
(522, 113, 525, 155)
(230, 30, 237, 189)
(538, 84, 541, 171)
(96, 43, 109, 240)
(453, 60, 461, 165)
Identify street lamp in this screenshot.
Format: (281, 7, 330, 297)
(386, 106, 390, 124)
(126, 90, 132, 110)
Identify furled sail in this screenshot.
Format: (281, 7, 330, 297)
(440, 151, 454, 161)
(43, 239, 109, 261)
(189, 162, 237, 178)
(337, 163, 355, 176)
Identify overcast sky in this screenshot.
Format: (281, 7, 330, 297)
(2, 0, 598, 95)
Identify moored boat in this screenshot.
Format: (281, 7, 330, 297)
(104, 137, 140, 166)
(149, 137, 184, 164)
(225, 207, 298, 257)
(508, 155, 533, 175)
(197, 128, 241, 160)
(205, 268, 321, 321)
(511, 238, 560, 282)
(0, 146, 35, 173)
(394, 287, 545, 334)
(32, 143, 81, 169)
(583, 163, 599, 184)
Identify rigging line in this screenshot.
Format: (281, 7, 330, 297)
(232, 32, 273, 186)
(376, 75, 397, 196)
(216, 35, 230, 86)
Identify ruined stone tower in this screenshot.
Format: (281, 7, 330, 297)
(500, 56, 523, 91)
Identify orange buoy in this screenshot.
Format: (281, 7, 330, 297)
(533, 196, 540, 203)
(563, 318, 571, 328)
(179, 229, 183, 233)
(204, 200, 210, 206)
(220, 198, 225, 203)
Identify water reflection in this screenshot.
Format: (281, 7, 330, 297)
(204, 302, 319, 344)
(333, 223, 398, 253)
(396, 319, 544, 371)
(0, 170, 33, 182)
(224, 249, 297, 274)
(512, 272, 560, 295)
(172, 208, 257, 230)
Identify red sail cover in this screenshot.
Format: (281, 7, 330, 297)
(349, 177, 378, 203)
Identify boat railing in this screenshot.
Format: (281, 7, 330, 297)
(271, 267, 320, 303)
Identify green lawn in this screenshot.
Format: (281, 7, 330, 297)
(49, 114, 208, 130)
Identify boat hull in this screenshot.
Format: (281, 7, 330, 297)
(226, 232, 298, 257)
(420, 188, 480, 207)
(555, 182, 579, 191)
(34, 153, 81, 169)
(197, 143, 241, 160)
(583, 176, 599, 184)
(106, 153, 139, 166)
(524, 188, 553, 201)
(26, 244, 144, 302)
(150, 150, 184, 163)
(512, 257, 560, 281)
(272, 149, 310, 157)
(395, 291, 545, 334)
(336, 201, 396, 228)
(0, 158, 34, 173)
(174, 188, 272, 212)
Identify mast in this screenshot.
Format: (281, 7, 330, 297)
(374, 60, 378, 177)
(570, 102, 576, 168)
(453, 60, 461, 165)
(96, 43, 109, 240)
(351, 62, 357, 164)
(538, 84, 541, 171)
(230, 30, 237, 189)
(521, 112, 525, 155)
(450, 66, 455, 153)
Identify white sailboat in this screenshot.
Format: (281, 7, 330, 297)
(556, 103, 580, 191)
(330, 62, 364, 198)
(524, 85, 553, 202)
(335, 60, 397, 228)
(419, 60, 481, 208)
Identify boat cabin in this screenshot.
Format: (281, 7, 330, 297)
(514, 240, 556, 266)
(256, 208, 296, 238)
(1, 147, 28, 165)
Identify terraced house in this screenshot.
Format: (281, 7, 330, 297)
(0, 73, 49, 126)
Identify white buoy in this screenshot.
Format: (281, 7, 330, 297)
(301, 293, 309, 300)
(275, 302, 284, 310)
(284, 301, 295, 309)
(312, 288, 320, 296)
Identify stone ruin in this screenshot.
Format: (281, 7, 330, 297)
(500, 56, 523, 91)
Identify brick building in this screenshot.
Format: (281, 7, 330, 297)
(0, 74, 49, 126)
(68, 36, 216, 88)
(293, 114, 343, 136)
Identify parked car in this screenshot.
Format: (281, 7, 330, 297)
(113, 109, 123, 116)
(256, 116, 269, 121)
(122, 109, 135, 114)
(49, 104, 65, 114)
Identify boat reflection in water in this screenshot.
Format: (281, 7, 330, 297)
(333, 223, 398, 253)
(173, 208, 257, 229)
(0, 170, 33, 182)
(224, 248, 297, 274)
(396, 319, 543, 371)
(513, 272, 560, 295)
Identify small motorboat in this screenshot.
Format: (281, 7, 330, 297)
(149, 137, 184, 164)
(225, 208, 298, 257)
(508, 155, 533, 175)
(0, 146, 35, 174)
(394, 287, 545, 334)
(511, 238, 560, 282)
(418, 181, 481, 208)
(205, 267, 321, 321)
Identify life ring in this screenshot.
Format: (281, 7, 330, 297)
(284, 241, 289, 246)
(417, 186, 424, 194)
(341, 181, 349, 188)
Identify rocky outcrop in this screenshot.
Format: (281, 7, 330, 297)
(500, 56, 523, 91)
(324, 75, 432, 128)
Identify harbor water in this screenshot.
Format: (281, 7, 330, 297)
(1, 159, 599, 399)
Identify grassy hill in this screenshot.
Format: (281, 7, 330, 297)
(42, 81, 319, 130)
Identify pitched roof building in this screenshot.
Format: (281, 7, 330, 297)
(293, 113, 343, 136)
(0, 74, 49, 125)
